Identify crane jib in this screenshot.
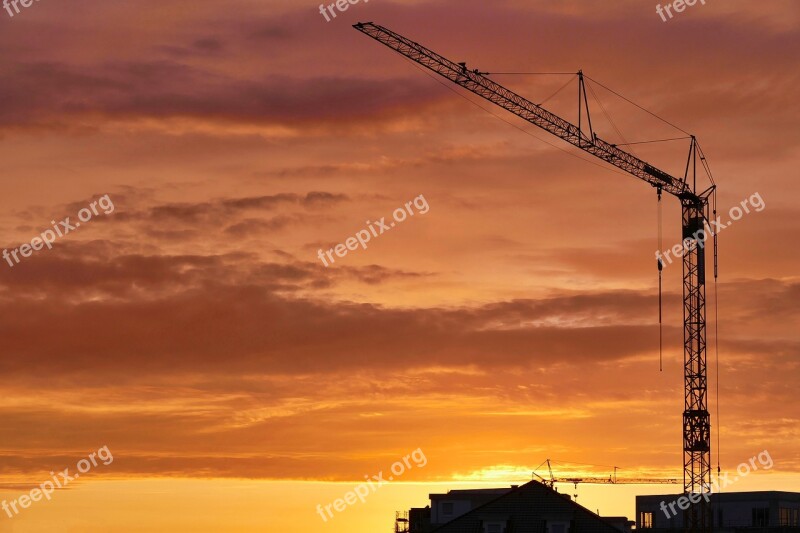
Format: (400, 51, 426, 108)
(354, 22, 694, 202)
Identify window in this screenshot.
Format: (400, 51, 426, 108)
(640, 512, 654, 529)
(547, 521, 569, 533)
(441, 502, 454, 516)
(780, 508, 800, 527)
(752, 508, 769, 527)
(484, 523, 505, 533)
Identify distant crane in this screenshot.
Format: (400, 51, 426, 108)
(533, 459, 679, 502)
(354, 22, 717, 533)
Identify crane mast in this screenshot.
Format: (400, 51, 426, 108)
(354, 22, 715, 533)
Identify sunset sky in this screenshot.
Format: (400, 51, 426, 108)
(0, 0, 798, 531)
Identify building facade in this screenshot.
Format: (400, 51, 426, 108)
(636, 491, 800, 531)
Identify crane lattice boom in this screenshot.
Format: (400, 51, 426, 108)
(353, 22, 700, 202)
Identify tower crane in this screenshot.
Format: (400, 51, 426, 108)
(533, 459, 679, 502)
(354, 22, 716, 533)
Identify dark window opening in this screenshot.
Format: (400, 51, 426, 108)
(752, 508, 769, 527)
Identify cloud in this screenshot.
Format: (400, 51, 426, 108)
(0, 0, 796, 485)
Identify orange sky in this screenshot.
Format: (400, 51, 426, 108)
(0, 0, 798, 531)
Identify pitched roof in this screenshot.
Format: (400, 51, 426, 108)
(429, 480, 624, 533)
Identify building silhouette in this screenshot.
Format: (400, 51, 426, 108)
(397, 482, 800, 533)
(397, 480, 632, 533)
(636, 492, 800, 531)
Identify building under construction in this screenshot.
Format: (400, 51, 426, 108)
(393, 482, 800, 533)
(395, 481, 632, 533)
